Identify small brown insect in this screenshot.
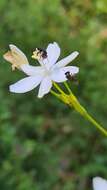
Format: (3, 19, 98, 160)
(65, 71, 78, 83)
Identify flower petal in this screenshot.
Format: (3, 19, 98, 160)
(61, 66, 79, 75)
(3, 44, 29, 71)
(3, 51, 13, 63)
(9, 76, 42, 93)
(46, 42, 60, 67)
(55, 51, 79, 68)
(38, 76, 52, 98)
(21, 64, 45, 76)
(51, 68, 67, 82)
(51, 66, 79, 83)
(93, 177, 107, 190)
(9, 44, 28, 64)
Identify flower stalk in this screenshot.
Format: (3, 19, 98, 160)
(52, 82, 107, 137)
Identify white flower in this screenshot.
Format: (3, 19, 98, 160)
(93, 177, 107, 190)
(3, 42, 79, 98)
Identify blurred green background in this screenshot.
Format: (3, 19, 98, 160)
(0, 0, 107, 189)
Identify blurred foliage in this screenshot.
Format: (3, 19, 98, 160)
(0, 0, 107, 189)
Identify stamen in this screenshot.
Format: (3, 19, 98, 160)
(32, 48, 47, 61)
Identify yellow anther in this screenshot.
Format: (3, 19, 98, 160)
(32, 48, 42, 61)
(32, 48, 47, 61)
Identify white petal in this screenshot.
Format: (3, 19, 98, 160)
(51, 68, 67, 82)
(9, 76, 42, 93)
(55, 51, 79, 68)
(93, 177, 107, 190)
(21, 64, 45, 76)
(46, 42, 60, 67)
(38, 76, 52, 98)
(51, 66, 79, 83)
(61, 66, 79, 75)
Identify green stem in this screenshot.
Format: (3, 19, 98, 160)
(84, 112, 107, 136)
(63, 82, 107, 137)
(52, 82, 107, 136)
(53, 82, 65, 95)
(64, 81, 72, 94)
(50, 89, 60, 99)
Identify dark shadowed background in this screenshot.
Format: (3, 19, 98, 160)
(0, 0, 107, 189)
